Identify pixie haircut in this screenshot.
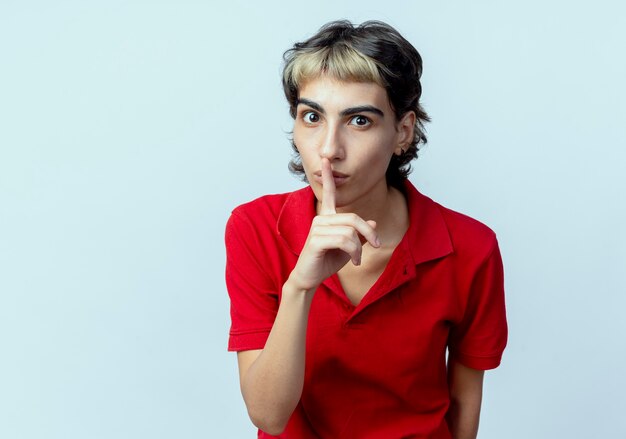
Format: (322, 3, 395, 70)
(282, 20, 430, 188)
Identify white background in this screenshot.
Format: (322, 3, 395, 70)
(1, 1, 625, 438)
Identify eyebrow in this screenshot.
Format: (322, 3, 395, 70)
(296, 98, 385, 118)
(297, 98, 325, 114)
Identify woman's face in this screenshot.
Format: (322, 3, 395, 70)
(293, 75, 414, 212)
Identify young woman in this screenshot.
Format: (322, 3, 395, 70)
(225, 20, 507, 439)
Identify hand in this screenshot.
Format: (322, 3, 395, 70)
(288, 158, 380, 292)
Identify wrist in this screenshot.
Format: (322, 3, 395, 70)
(283, 275, 318, 298)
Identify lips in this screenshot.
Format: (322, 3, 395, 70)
(312, 170, 349, 186)
(313, 170, 349, 178)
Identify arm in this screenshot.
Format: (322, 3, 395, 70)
(446, 360, 484, 439)
(236, 279, 314, 435)
(446, 238, 507, 437)
(235, 158, 379, 435)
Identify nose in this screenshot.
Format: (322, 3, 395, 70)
(319, 122, 344, 161)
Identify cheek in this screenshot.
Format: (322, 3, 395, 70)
(292, 126, 305, 150)
(375, 132, 400, 161)
(292, 129, 315, 173)
(293, 124, 318, 149)
(293, 126, 319, 154)
(358, 133, 397, 161)
(375, 127, 400, 149)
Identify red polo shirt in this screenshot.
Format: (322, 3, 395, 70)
(225, 180, 507, 438)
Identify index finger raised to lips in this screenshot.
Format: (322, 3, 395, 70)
(320, 158, 336, 215)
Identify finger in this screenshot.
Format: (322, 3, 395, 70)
(310, 233, 362, 266)
(320, 157, 336, 215)
(313, 215, 380, 248)
(361, 220, 378, 246)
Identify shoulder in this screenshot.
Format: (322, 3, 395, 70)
(404, 180, 498, 258)
(230, 191, 291, 223)
(226, 186, 311, 235)
(437, 202, 497, 248)
(434, 201, 499, 269)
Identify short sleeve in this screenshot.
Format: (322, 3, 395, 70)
(448, 238, 508, 370)
(225, 210, 279, 351)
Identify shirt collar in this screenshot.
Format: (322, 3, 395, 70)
(276, 180, 453, 265)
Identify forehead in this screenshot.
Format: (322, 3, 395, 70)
(298, 76, 391, 112)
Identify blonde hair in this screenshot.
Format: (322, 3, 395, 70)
(283, 44, 387, 97)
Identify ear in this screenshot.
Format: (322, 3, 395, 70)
(395, 111, 416, 155)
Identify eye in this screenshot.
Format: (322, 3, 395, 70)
(350, 115, 371, 127)
(302, 111, 320, 124)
